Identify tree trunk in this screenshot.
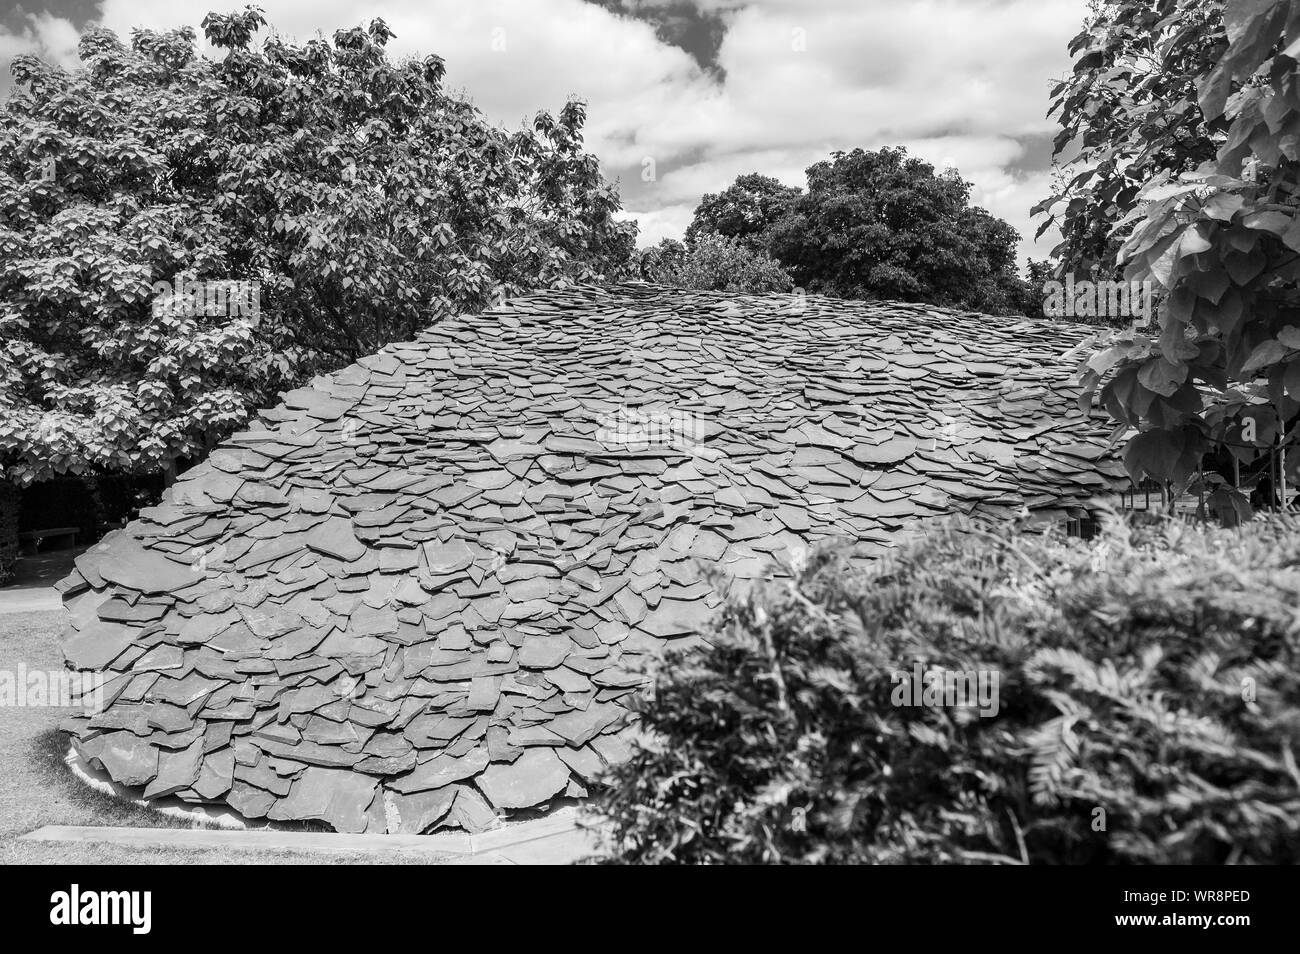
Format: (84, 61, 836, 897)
(0, 479, 20, 585)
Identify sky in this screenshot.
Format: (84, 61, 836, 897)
(0, 0, 1091, 266)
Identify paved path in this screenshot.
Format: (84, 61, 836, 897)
(0, 586, 61, 614)
(0, 548, 78, 614)
(22, 808, 605, 864)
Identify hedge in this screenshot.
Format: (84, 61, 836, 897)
(589, 515, 1300, 864)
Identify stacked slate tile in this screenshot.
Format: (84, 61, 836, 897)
(55, 283, 1131, 833)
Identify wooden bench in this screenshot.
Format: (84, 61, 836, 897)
(18, 526, 78, 554)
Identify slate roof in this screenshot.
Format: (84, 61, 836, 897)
(56, 283, 1130, 834)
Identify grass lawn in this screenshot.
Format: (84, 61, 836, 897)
(0, 608, 446, 864)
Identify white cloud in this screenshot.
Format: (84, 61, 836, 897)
(6, 0, 1088, 265)
(0, 12, 82, 73)
(615, 0, 1087, 261)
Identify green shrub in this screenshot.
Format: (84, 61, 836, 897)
(643, 234, 793, 294)
(589, 516, 1300, 864)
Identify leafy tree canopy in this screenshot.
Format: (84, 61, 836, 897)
(636, 238, 687, 284)
(0, 6, 635, 484)
(637, 233, 792, 294)
(1055, 0, 1300, 498)
(766, 147, 1032, 315)
(1033, 0, 1224, 281)
(683, 172, 800, 252)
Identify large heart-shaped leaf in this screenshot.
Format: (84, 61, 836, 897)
(1240, 338, 1288, 376)
(1123, 428, 1185, 482)
(1137, 354, 1188, 397)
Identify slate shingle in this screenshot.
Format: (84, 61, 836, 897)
(56, 284, 1130, 833)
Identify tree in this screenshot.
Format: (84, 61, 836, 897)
(767, 147, 1031, 315)
(199, 8, 635, 367)
(1064, 0, 1300, 506)
(635, 238, 686, 283)
(1032, 1, 1224, 281)
(0, 9, 635, 487)
(638, 233, 792, 294)
(0, 23, 276, 489)
(683, 173, 800, 251)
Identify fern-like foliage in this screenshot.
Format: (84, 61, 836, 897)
(589, 514, 1300, 864)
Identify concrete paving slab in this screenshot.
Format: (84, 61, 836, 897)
(468, 807, 584, 850)
(450, 853, 517, 865)
(491, 830, 603, 865)
(1, 547, 82, 613)
(20, 824, 474, 856)
(20, 808, 609, 864)
(46, 744, 607, 862)
(0, 587, 62, 614)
